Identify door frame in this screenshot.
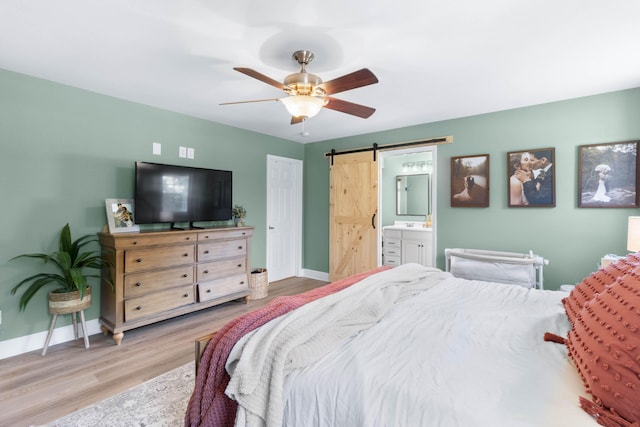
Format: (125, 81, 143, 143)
(266, 155, 303, 280)
(377, 145, 438, 266)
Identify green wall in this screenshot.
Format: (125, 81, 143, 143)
(303, 88, 640, 288)
(2, 65, 639, 345)
(0, 68, 303, 341)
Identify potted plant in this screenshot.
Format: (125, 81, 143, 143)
(232, 204, 247, 227)
(10, 223, 109, 312)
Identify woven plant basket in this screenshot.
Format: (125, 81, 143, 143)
(248, 268, 268, 300)
(48, 287, 92, 315)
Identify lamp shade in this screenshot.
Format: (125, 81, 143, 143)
(280, 95, 325, 119)
(627, 216, 640, 252)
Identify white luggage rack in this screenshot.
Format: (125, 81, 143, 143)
(444, 248, 549, 290)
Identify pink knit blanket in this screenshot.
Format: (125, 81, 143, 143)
(184, 266, 390, 427)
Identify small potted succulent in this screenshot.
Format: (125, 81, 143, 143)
(232, 204, 247, 227)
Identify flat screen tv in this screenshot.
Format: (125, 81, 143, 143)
(135, 161, 232, 228)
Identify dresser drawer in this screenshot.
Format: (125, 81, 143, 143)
(198, 240, 247, 262)
(124, 285, 195, 322)
(124, 265, 194, 298)
(198, 228, 253, 241)
(384, 229, 401, 239)
(402, 230, 431, 241)
(115, 233, 195, 249)
(383, 245, 401, 258)
(384, 238, 401, 248)
(384, 256, 401, 266)
(198, 274, 248, 302)
(197, 258, 246, 282)
(124, 245, 195, 273)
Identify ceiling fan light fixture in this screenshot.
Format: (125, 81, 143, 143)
(280, 95, 326, 119)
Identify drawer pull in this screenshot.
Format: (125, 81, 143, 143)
(183, 253, 189, 257)
(206, 289, 211, 293)
(237, 264, 242, 267)
(240, 281, 245, 285)
(183, 293, 189, 298)
(203, 270, 209, 274)
(182, 274, 188, 278)
(132, 241, 138, 245)
(136, 258, 142, 263)
(238, 246, 243, 250)
(185, 237, 191, 241)
(135, 282, 142, 287)
(204, 250, 210, 254)
(136, 305, 142, 311)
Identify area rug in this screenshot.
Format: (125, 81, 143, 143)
(44, 362, 195, 427)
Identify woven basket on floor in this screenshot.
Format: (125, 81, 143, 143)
(248, 268, 268, 300)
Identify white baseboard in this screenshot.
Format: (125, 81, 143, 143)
(0, 318, 102, 360)
(2, 270, 331, 360)
(301, 268, 329, 282)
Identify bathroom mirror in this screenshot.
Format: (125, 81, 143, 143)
(396, 174, 430, 216)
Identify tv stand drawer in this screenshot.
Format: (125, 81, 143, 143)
(124, 285, 195, 322)
(198, 274, 248, 302)
(198, 240, 247, 262)
(124, 245, 195, 273)
(124, 265, 194, 297)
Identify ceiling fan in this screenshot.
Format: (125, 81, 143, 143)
(221, 50, 379, 124)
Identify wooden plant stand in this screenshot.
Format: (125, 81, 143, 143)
(42, 288, 92, 356)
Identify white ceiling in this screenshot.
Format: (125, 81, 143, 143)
(1, 1, 639, 144)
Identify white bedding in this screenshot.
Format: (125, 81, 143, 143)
(226, 264, 596, 427)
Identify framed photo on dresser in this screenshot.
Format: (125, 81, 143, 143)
(105, 198, 140, 233)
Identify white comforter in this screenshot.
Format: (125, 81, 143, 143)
(226, 264, 595, 427)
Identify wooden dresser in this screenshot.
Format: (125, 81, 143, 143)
(98, 226, 253, 344)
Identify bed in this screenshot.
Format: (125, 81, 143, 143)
(185, 258, 640, 427)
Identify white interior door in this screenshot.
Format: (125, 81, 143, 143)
(266, 155, 303, 282)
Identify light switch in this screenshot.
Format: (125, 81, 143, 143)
(187, 147, 195, 159)
(152, 142, 161, 155)
(179, 146, 187, 158)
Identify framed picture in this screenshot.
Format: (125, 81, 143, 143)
(578, 140, 639, 208)
(450, 154, 490, 207)
(507, 148, 555, 207)
(105, 198, 140, 233)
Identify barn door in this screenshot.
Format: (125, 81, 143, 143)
(329, 151, 378, 281)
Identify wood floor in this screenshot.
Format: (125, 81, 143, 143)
(0, 276, 326, 427)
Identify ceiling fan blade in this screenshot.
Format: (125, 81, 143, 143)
(319, 69, 378, 95)
(323, 97, 376, 118)
(233, 67, 286, 91)
(220, 98, 280, 105)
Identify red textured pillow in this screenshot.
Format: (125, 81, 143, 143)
(563, 255, 640, 326)
(563, 269, 617, 326)
(565, 270, 640, 425)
